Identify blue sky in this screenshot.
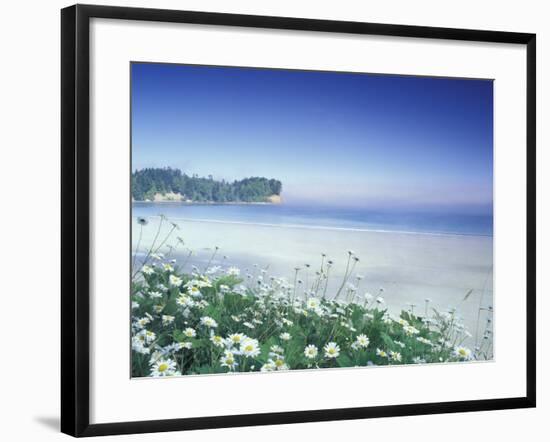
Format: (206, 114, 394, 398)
(131, 63, 493, 214)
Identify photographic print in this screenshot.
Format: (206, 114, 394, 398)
(130, 62, 494, 378)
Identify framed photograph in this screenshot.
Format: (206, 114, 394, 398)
(61, 4, 536, 437)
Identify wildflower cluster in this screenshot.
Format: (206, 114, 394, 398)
(131, 247, 479, 378)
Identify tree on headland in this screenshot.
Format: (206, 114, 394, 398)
(132, 167, 282, 203)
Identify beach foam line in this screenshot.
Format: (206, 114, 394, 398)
(134, 215, 492, 238)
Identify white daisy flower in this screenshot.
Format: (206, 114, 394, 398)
(403, 325, 420, 336)
(200, 316, 218, 328)
(226, 333, 246, 347)
(169, 275, 183, 287)
(210, 335, 225, 348)
(162, 263, 174, 272)
(220, 350, 238, 370)
(131, 336, 150, 354)
(183, 327, 196, 338)
(150, 359, 177, 377)
(178, 341, 193, 350)
(187, 286, 202, 297)
(227, 266, 240, 276)
(135, 317, 151, 329)
(279, 332, 291, 341)
(376, 348, 388, 358)
(389, 351, 402, 362)
(306, 297, 320, 310)
(270, 345, 284, 354)
(354, 334, 370, 349)
(304, 344, 318, 359)
(324, 342, 340, 359)
(273, 357, 289, 370)
(141, 265, 154, 275)
(453, 346, 473, 361)
(260, 360, 276, 372)
(240, 338, 261, 358)
(162, 315, 175, 326)
(149, 291, 163, 299)
(416, 336, 432, 345)
(176, 294, 194, 308)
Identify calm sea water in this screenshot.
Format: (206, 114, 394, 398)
(132, 202, 493, 237)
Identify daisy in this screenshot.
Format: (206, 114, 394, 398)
(260, 360, 276, 372)
(240, 338, 261, 358)
(226, 333, 246, 347)
(141, 265, 154, 275)
(162, 315, 175, 326)
(135, 317, 150, 329)
(162, 263, 174, 272)
(354, 334, 370, 349)
(226, 266, 240, 276)
(150, 359, 177, 377)
(169, 274, 183, 287)
(220, 350, 238, 370)
(273, 357, 289, 370)
(210, 335, 225, 348)
(404, 325, 420, 336)
(270, 345, 284, 354)
(200, 316, 218, 328)
(416, 336, 432, 345)
(389, 351, 402, 362)
(149, 290, 163, 299)
(187, 286, 202, 297)
(176, 294, 194, 308)
(453, 346, 473, 361)
(306, 297, 320, 310)
(131, 336, 150, 355)
(279, 332, 291, 341)
(142, 330, 156, 344)
(376, 348, 388, 358)
(183, 327, 196, 338)
(324, 342, 340, 359)
(304, 344, 318, 359)
(178, 341, 193, 350)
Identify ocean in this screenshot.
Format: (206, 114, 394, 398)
(132, 202, 492, 237)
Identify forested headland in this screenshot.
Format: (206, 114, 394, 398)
(132, 167, 282, 203)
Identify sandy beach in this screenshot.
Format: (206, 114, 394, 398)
(132, 216, 493, 342)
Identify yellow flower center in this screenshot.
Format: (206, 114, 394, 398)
(158, 363, 168, 372)
(275, 359, 284, 367)
(459, 349, 467, 356)
(244, 345, 253, 352)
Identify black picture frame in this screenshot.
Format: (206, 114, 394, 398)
(61, 4, 536, 437)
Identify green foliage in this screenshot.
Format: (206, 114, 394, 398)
(132, 167, 282, 202)
(131, 262, 475, 378)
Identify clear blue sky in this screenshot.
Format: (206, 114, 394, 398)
(131, 63, 493, 214)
